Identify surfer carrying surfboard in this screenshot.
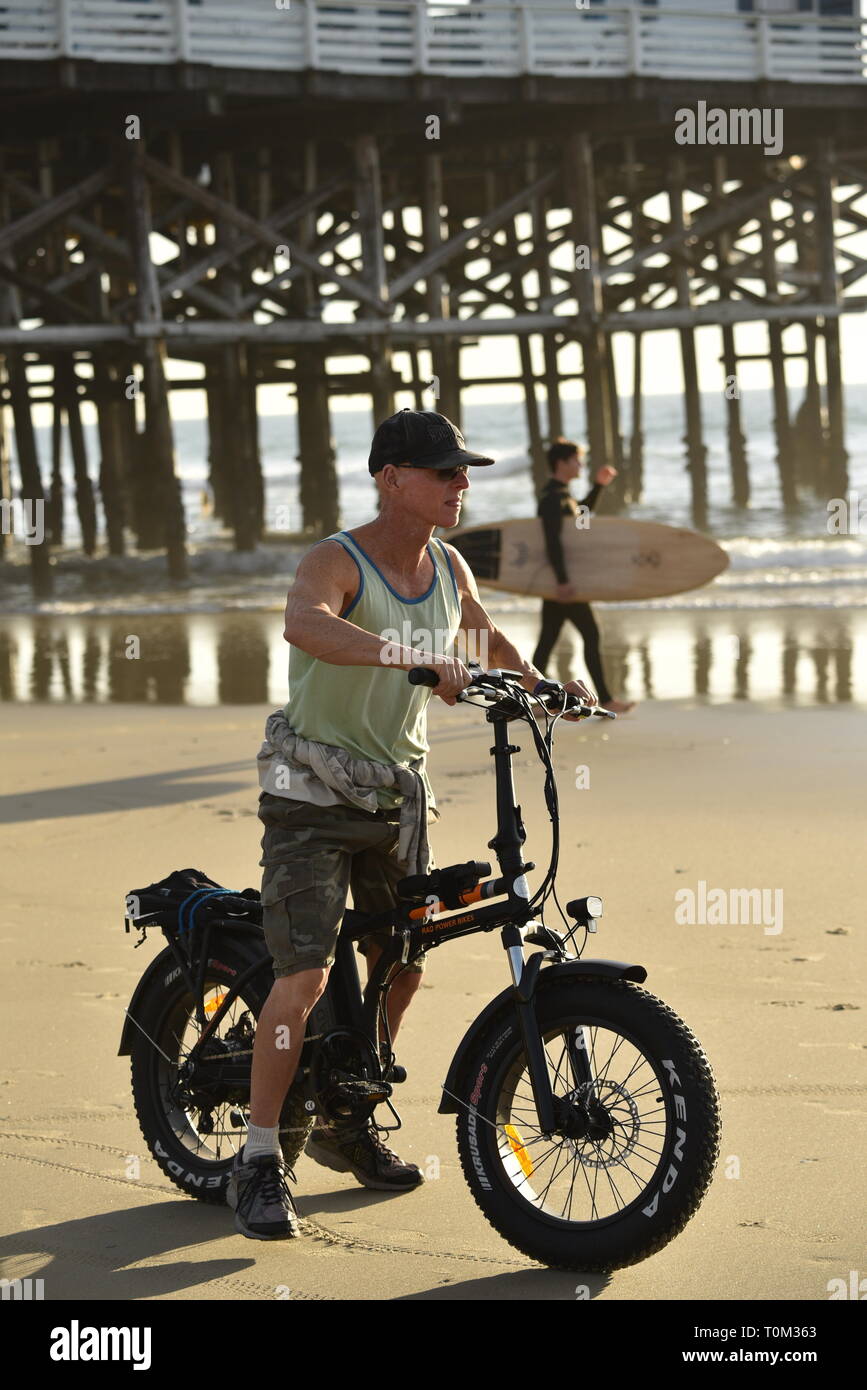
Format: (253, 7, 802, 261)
(532, 439, 635, 715)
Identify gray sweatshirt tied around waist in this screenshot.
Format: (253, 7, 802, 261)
(256, 709, 435, 877)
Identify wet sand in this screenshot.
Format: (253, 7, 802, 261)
(0, 698, 864, 1300)
(2, 603, 866, 708)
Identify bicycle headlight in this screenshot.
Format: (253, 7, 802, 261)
(566, 895, 603, 922)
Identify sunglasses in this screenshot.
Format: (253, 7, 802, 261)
(394, 464, 470, 483)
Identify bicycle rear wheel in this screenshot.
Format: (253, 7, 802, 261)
(128, 943, 308, 1201)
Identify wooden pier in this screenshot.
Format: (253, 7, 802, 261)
(0, 0, 866, 593)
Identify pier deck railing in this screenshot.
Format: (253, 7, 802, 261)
(0, 1, 864, 85)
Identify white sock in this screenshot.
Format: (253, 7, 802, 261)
(243, 1123, 281, 1161)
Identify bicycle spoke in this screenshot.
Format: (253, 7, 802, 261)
(493, 1017, 670, 1225)
(156, 985, 253, 1168)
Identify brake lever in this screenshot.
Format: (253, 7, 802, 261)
(536, 697, 617, 721)
(456, 684, 486, 703)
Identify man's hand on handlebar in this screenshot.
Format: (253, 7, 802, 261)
(530, 673, 599, 720)
(402, 649, 474, 705)
(561, 677, 597, 722)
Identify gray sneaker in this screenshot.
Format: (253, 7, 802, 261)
(226, 1150, 301, 1240)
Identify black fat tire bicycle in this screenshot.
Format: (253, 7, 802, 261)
(120, 666, 721, 1271)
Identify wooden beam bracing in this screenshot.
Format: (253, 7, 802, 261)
(0, 122, 862, 593)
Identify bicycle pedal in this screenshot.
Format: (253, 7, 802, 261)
(328, 1079, 392, 1105)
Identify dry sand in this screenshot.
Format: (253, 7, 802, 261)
(1, 697, 864, 1301)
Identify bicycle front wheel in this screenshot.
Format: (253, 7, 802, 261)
(454, 975, 721, 1270)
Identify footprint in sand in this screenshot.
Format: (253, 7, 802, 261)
(16, 960, 90, 969)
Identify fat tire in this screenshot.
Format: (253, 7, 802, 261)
(129, 942, 272, 1204)
(455, 975, 721, 1271)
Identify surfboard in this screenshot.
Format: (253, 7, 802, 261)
(447, 516, 728, 602)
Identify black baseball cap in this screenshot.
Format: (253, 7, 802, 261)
(368, 408, 495, 475)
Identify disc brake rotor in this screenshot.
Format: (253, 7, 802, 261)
(561, 1079, 641, 1170)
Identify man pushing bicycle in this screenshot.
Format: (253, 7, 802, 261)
(228, 408, 596, 1240)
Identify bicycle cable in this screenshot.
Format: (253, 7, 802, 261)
(492, 677, 592, 943)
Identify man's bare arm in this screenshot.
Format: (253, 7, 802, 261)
(283, 540, 471, 702)
(283, 541, 384, 665)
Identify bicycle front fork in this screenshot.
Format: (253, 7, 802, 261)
(502, 924, 596, 1137)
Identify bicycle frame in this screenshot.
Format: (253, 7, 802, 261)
(170, 683, 608, 1138)
(345, 701, 577, 1136)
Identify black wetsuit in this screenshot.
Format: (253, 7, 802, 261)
(532, 477, 612, 703)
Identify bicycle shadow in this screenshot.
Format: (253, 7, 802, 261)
(0, 1201, 256, 1300)
(397, 1270, 613, 1299)
(1, 1200, 614, 1300)
(297, 1187, 613, 1300)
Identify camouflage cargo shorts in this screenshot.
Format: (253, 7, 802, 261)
(257, 791, 429, 980)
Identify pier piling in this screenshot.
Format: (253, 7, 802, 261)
(0, 3, 863, 589)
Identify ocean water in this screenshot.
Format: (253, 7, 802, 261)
(2, 386, 867, 703)
(4, 384, 867, 613)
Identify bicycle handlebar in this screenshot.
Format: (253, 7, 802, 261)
(408, 666, 617, 719)
(407, 668, 443, 688)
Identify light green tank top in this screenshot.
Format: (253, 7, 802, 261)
(284, 530, 463, 810)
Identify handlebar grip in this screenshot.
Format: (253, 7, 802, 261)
(468, 860, 492, 879)
(408, 668, 440, 687)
